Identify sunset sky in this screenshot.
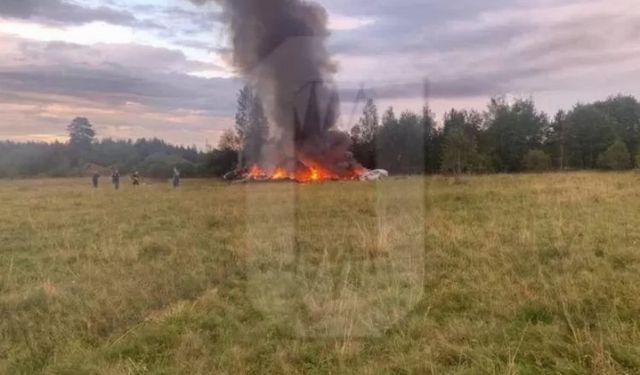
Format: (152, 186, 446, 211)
(1, 0, 639, 148)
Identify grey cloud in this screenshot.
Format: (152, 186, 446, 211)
(331, 0, 640, 102)
(0, 36, 240, 116)
(157, 6, 223, 35)
(148, 0, 640, 104)
(340, 44, 640, 103)
(0, 67, 239, 115)
(3, 0, 640, 116)
(13, 40, 220, 73)
(341, 75, 516, 103)
(127, 3, 223, 35)
(0, 0, 161, 28)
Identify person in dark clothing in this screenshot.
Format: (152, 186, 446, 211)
(132, 171, 141, 186)
(172, 167, 180, 188)
(112, 169, 120, 190)
(92, 172, 100, 188)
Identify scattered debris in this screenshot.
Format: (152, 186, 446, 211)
(359, 169, 389, 181)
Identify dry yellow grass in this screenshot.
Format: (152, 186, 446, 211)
(1, 173, 639, 374)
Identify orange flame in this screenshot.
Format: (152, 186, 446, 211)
(244, 162, 363, 183)
(272, 167, 291, 180)
(310, 168, 319, 181)
(247, 164, 264, 179)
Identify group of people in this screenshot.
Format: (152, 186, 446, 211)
(91, 168, 181, 189)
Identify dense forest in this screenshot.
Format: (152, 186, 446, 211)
(228, 88, 640, 175)
(348, 94, 640, 174)
(0, 117, 236, 179)
(1, 90, 640, 178)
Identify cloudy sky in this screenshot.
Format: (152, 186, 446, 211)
(1, 0, 639, 148)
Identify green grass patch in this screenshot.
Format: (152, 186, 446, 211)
(1, 173, 640, 373)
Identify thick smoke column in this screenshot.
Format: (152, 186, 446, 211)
(194, 0, 357, 173)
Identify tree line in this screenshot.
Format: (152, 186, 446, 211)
(225, 86, 640, 174)
(348, 94, 640, 174)
(0, 117, 208, 178)
(2, 92, 640, 178)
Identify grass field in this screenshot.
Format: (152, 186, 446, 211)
(1, 173, 640, 374)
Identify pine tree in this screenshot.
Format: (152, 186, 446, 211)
(357, 98, 379, 143)
(67, 117, 95, 147)
(350, 98, 379, 168)
(440, 110, 483, 174)
(67, 117, 95, 167)
(235, 85, 269, 168)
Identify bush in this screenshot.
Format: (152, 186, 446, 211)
(598, 140, 632, 170)
(524, 150, 552, 172)
(203, 149, 238, 177)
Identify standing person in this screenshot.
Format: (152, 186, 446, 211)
(172, 167, 180, 188)
(111, 169, 120, 190)
(132, 171, 141, 187)
(92, 172, 100, 188)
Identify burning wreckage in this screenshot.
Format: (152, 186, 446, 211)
(224, 83, 388, 183)
(198, 0, 387, 183)
(226, 162, 389, 183)
(226, 166, 389, 183)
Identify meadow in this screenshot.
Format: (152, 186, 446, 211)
(1, 173, 640, 374)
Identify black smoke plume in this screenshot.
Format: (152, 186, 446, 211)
(192, 0, 361, 175)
